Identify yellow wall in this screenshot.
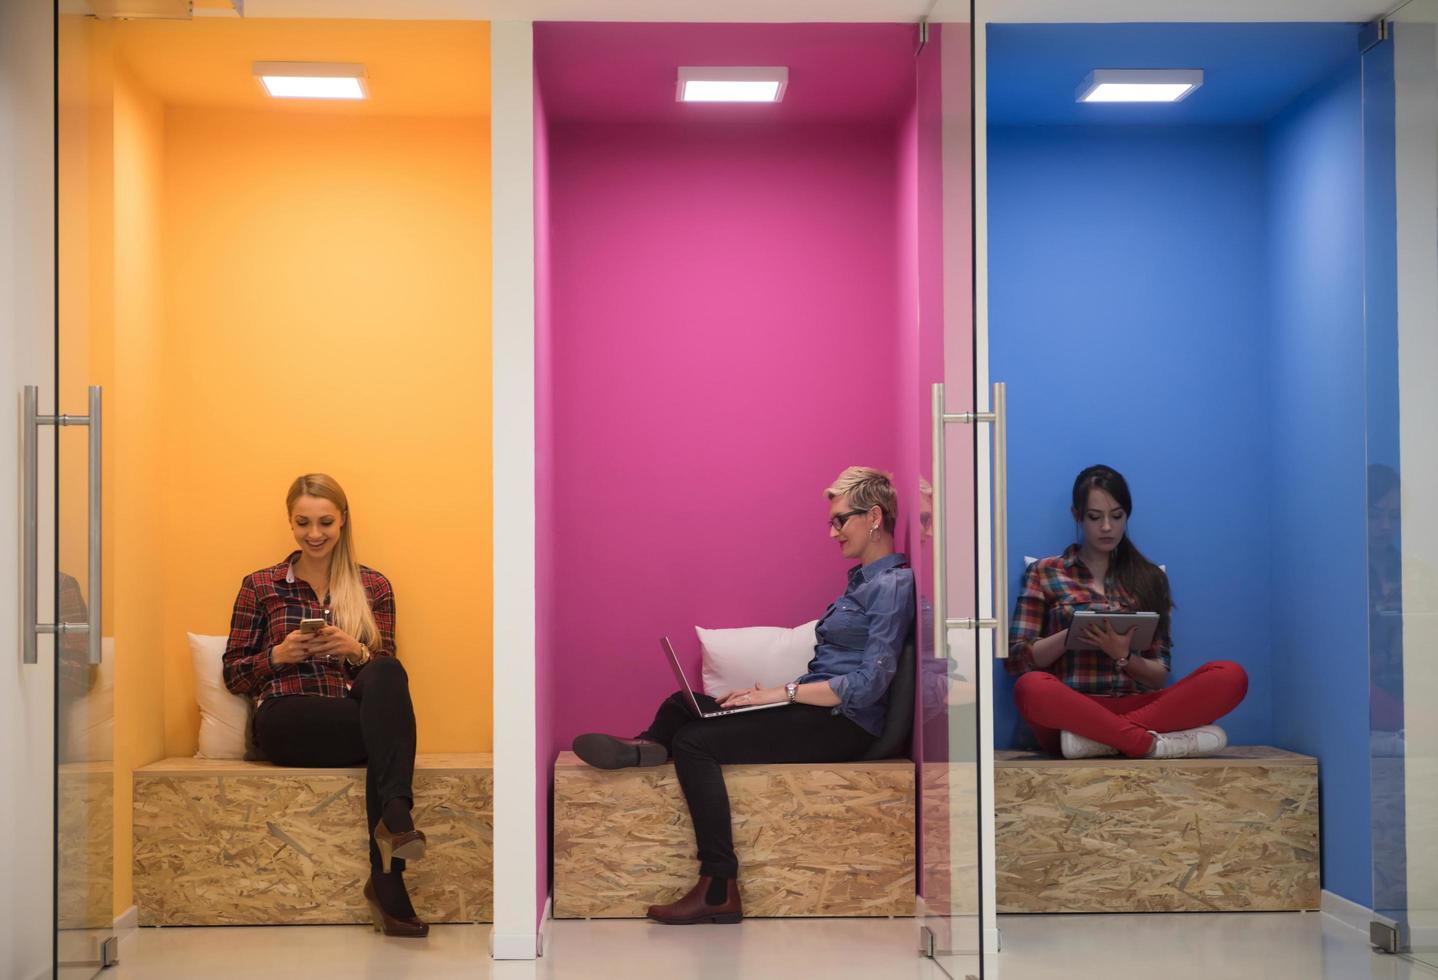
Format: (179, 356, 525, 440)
(159, 107, 494, 758)
(109, 59, 170, 921)
(71, 21, 492, 917)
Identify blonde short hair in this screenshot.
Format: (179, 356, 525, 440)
(826, 466, 898, 534)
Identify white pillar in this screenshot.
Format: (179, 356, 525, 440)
(489, 19, 540, 961)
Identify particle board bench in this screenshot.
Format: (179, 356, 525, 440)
(995, 746, 1319, 913)
(133, 753, 492, 926)
(552, 751, 915, 918)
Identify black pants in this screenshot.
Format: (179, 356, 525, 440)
(640, 691, 877, 878)
(253, 657, 417, 877)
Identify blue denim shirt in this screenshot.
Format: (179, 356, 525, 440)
(798, 553, 915, 737)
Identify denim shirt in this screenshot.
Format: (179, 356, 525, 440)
(798, 553, 915, 737)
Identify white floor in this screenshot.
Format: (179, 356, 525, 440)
(102, 912, 1438, 980)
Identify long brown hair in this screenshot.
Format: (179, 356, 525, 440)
(286, 474, 380, 648)
(1071, 465, 1173, 637)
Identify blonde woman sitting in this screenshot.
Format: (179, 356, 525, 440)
(573, 467, 915, 926)
(223, 473, 428, 937)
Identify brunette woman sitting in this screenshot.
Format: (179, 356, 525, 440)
(1008, 464, 1248, 760)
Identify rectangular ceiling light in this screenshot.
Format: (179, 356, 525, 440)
(254, 61, 367, 100)
(677, 67, 788, 104)
(1077, 69, 1203, 104)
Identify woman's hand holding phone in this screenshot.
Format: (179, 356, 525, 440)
(271, 629, 316, 665)
(307, 625, 362, 663)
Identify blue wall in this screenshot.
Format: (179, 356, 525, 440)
(988, 57, 1377, 908)
(988, 125, 1275, 750)
(1266, 59, 1373, 909)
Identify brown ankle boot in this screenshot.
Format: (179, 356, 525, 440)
(646, 876, 742, 925)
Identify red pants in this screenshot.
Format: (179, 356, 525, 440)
(1013, 661, 1249, 758)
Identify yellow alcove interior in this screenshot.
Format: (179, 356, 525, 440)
(59, 16, 492, 918)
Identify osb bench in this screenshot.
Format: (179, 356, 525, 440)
(553, 751, 915, 918)
(995, 746, 1319, 913)
(133, 753, 492, 926)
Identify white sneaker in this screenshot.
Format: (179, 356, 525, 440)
(1060, 730, 1121, 759)
(1146, 725, 1228, 759)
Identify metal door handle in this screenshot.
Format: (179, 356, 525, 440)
(931, 381, 1008, 659)
(23, 385, 102, 665)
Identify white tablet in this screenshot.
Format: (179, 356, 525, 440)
(1064, 610, 1160, 652)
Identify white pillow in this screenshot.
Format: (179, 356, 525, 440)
(189, 632, 252, 760)
(697, 621, 819, 699)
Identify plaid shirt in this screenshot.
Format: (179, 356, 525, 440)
(1007, 545, 1171, 696)
(223, 552, 396, 703)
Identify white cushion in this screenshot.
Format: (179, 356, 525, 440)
(697, 621, 819, 699)
(189, 632, 252, 760)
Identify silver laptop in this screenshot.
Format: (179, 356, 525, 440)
(661, 637, 789, 719)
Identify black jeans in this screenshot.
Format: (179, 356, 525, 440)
(640, 691, 877, 878)
(253, 656, 418, 877)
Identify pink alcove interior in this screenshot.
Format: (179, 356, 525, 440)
(533, 21, 962, 921)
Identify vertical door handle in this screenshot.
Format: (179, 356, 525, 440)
(931, 381, 1008, 659)
(22, 385, 102, 665)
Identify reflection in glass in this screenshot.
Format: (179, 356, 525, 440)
(1368, 1, 1438, 969)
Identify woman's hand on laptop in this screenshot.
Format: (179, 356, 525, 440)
(717, 683, 786, 709)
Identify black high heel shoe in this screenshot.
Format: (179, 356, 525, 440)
(364, 877, 429, 938)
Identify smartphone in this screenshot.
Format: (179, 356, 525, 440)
(299, 618, 327, 635)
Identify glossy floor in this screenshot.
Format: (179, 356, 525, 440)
(104, 912, 1438, 980)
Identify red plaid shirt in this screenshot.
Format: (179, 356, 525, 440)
(1007, 545, 1171, 696)
(223, 552, 397, 703)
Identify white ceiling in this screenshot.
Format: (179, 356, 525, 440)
(234, 0, 1393, 23)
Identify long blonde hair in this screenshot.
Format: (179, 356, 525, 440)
(286, 474, 380, 648)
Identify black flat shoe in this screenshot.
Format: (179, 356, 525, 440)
(573, 734, 668, 770)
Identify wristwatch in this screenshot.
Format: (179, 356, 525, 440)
(348, 643, 371, 667)
(1115, 655, 1131, 670)
(785, 682, 799, 704)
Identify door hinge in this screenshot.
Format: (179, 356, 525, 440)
(1371, 916, 1403, 954)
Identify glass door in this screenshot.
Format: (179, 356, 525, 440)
(915, 10, 986, 980)
(1367, 0, 1438, 970)
(54, 7, 115, 977)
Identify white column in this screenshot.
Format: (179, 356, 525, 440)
(489, 19, 540, 961)
(970, 4, 1000, 958)
(0, 1, 58, 978)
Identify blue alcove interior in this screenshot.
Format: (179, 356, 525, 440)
(988, 22, 1379, 907)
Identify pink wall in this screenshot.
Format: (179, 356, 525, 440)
(533, 68, 556, 924)
(533, 23, 939, 915)
(544, 118, 907, 747)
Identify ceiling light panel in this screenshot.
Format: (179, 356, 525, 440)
(254, 61, 368, 100)
(677, 67, 788, 103)
(1077, 69, 1203, 104)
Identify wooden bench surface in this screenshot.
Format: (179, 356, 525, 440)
(554, 750, 915, 918)
(996, 745, 1315, 768)
(995, 744, 1319, 913)
(136, 752, 492, 777)
(554, 750, 911, 772)
(133, 752, 493, 925)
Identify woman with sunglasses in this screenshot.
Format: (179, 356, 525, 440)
(571, 466, 914, 926)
